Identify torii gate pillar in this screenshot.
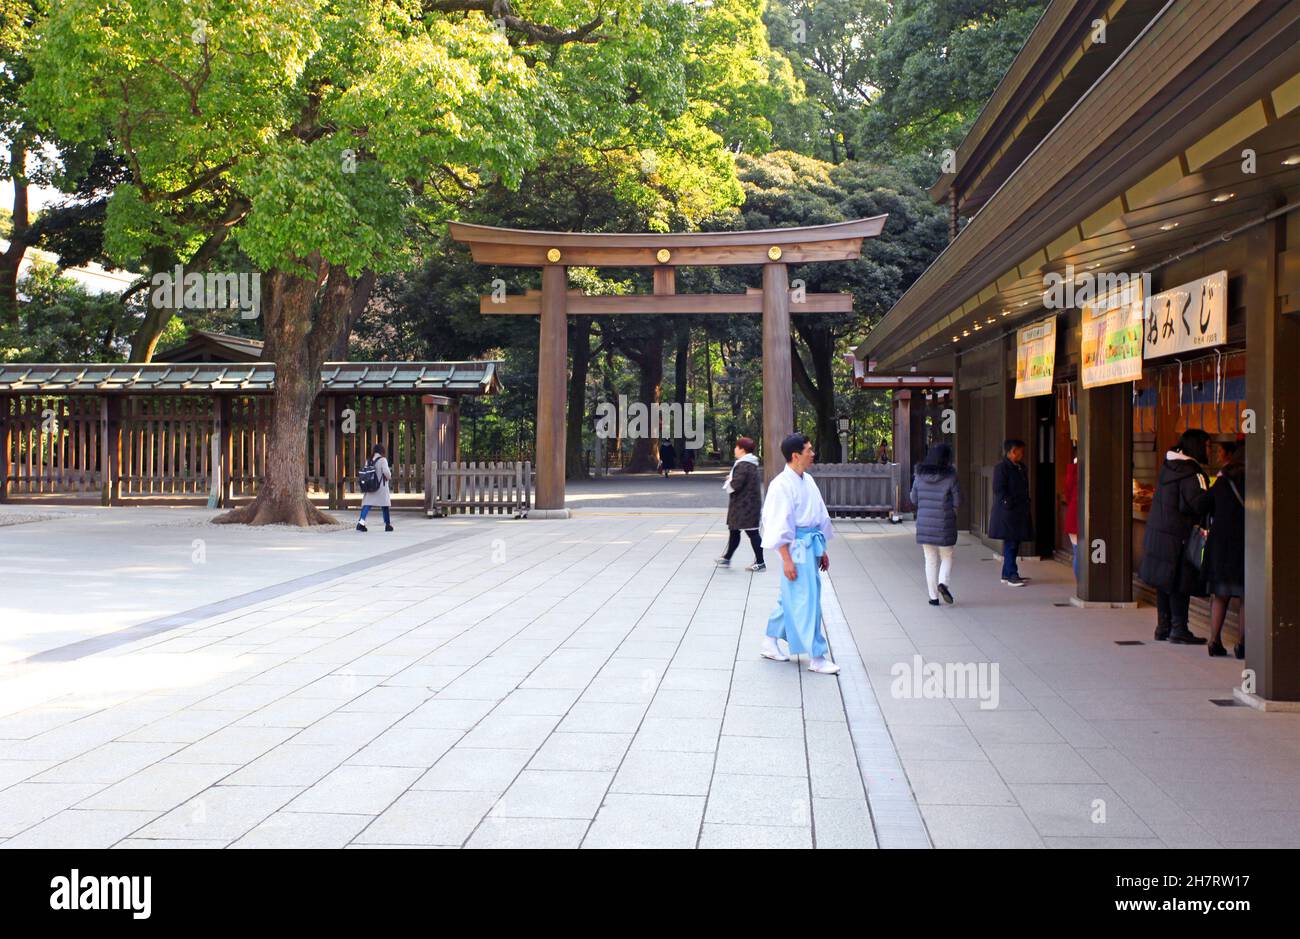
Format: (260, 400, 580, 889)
(533, 263, 570, 517)
(761, 262, 792, 483)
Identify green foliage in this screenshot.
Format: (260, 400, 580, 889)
(0, 260, 139, 361)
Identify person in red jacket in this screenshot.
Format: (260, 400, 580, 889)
(1062, 445, 1079, 583)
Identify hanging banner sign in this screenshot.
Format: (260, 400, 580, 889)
(1080, 281, 1145, 389)
(1014, 316, 1057, 398)
(1143, 270, 1228, 359)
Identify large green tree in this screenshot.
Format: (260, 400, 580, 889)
(28, 0, 716, 524)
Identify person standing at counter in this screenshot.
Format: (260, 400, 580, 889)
(1194, 438, 1246, 658)
(1140, 429, 1211, 645)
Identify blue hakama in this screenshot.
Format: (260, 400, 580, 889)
(765, 526, 828, 657)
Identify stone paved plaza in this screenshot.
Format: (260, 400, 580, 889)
(1, 490, 1299, 848)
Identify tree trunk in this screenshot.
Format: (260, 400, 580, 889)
(791, 322, 842, 462)
(1, 135, 30, 325)
(214, 262, 354, 526)
(624, 334, 663, 473)
(329, 269, 375, 360)
(565, 317, 592, 479)
(704, 338, 718, 456)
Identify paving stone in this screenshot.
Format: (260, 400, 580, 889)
(464, 817, 590, 849)
(529, 733, 632, 772)
(286, 764, 422, 815)
(230, 811, 373, 849)
(354, 790, 497, 846)
(705, 774, 810, 828)
(583, 794, 705, 848)
(133, 785, 300, 841)
(413, 747, 532, 794)
(491, 770, 613, 820)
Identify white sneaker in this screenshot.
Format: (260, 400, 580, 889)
(808, 656, 841, 675)
(760, 638, 789, 662)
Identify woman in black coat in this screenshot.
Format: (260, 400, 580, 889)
(988, 440, 1033, 585)
(717, 436, 764, 571)
(1139, 429, 1211, 644)
(1193, 439, 1246, 658)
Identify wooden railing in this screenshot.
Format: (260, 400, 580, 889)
(427, 460, 532, 517)
(812, 462, 901, 518)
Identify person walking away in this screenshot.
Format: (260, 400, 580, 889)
(717, 436, 764, 571)
(878, 439, 890, 464)
(357, 443, 393, 532)
(910, 443, 961, 606)
(989, 439, 1032, 586)
(1062, 445, 1080, 583)
(658, 440, 678, 477)
(759, 433, 839, 674)
(1193, 438, 1246, 657)
(1139, 428, 1211, 644)
(682, 447, 695, 474)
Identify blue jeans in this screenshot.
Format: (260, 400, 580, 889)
(360, 505, 390, 526)
(1001, 540, 1020, 579)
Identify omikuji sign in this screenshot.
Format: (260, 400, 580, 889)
(1143, 270, 1228, 359)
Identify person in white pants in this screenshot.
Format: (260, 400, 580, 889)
(909, 443, 961, 606)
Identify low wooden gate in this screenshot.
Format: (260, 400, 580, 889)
(813, 462, 900, 518)
(428, 461, 532, 516)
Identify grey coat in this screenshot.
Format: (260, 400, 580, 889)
(361, 456, 392, 507)
(911, 469, 961, 546)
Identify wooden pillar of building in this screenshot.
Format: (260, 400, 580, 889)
(894, 390, 913, 510)
(0, 394, 10, 503)
(1241, 212, 1299, 705)
(533, 264, 569, 515)
(761, 262, 792, 482)
(99, 396, 122, 506)
(422, 394, 451, 518)
(1074, 382, 1133, 606)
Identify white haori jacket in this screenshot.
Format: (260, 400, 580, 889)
(759, 464, 834, 551)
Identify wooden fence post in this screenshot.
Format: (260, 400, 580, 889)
(0, 394, 10, 503)
(100, 396, 122, 506)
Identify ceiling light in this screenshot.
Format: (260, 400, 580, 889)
(1282, 155, 1300, 166)
(962, 329, 970, 337)
(1001, 310, 1010, 316)
(1086, 263, 1100, 269)
(1118, 244, 1136, 252)
(952, 336, 960, 343)
(1211, 192, 1235, 203)
(1020, 301, 1029, 307)
(1160, 222, 1179, 231)
(973, 323, 982, 331)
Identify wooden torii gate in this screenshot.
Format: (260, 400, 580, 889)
(450, 217, 887, 517)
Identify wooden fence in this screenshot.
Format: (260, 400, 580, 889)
(0, 393, 454, 507)
(813, 462, 901, 517)
(427, 461, 532, 517)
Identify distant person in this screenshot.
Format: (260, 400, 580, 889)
(658, 441, 678, 477)
(356, 443, 393, 532)
(759, 433, 839, 674)
(1140, 429, 1211, 644)
(1194, 437, 1245, 658)
(717, 436, 764, 571)
(989, 439, 1032, 586)
(1062, 444, 1079, 583)
(681, 448, 695, 474)
(878, 439, 890, 464)
(910, 442, 960, 606)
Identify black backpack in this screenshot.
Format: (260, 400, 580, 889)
(358, 459, 381, 493)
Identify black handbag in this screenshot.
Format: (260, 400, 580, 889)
(1184, 524, 1209, 571)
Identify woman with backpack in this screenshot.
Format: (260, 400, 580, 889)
(357, 443, 393, 532)
(1193, 438, 1246, 658)
(910, 442, 961, 605)
(1139, 428, 1211, 644)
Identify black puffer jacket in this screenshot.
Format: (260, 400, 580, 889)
(1139, 456, 1209, 595)
(725, 457, 762, 530)
(1193, 461, 1245, 591)
(988, 457, 1033, 541)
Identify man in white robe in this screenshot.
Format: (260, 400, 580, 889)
(759, 432, 840, 674)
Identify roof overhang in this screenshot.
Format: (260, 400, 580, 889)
(857, 0, 1300, 372)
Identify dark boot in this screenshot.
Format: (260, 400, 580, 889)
(1154, 610, 1170, 642)
(1207, 639, 1228, 657)
(1234, 639, 1245, 660)
(1168, 624, 1207, 645)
